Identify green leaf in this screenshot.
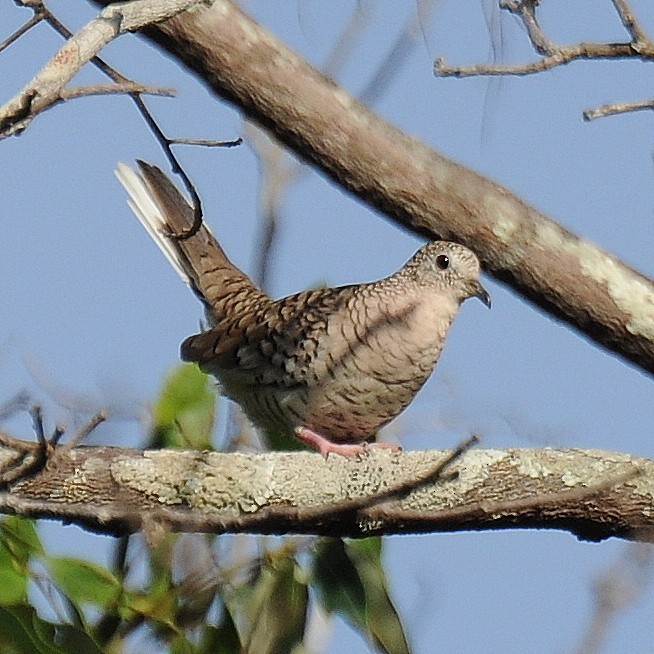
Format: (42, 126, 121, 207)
(346, 538, 410, 654)
(198, 606, 241, 654)
(312, 538, 366, 624)
(312, 537, 410, 654)
(170, 634, 196, 654)
(47, 557, 121, 610)
(1, 517, 43, 559)
(48, 623, 103, 654)
(0, 604, 101, 654)
(0, 562, 28, 606)
(0, 604, 62, 654)
(0, 517, 42, 606)
(152, 363, 216, 450)
(124, 589, 178, 632)
(241, 552, 308, 654)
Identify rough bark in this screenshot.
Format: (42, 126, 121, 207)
(1, 442, 652, 542)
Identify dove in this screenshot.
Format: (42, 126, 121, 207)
(116, 161, 490, 456)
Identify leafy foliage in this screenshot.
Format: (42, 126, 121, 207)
(0, 365, 410, 652)
(313, 538, 410, 654)
(151, 363, 215, 450)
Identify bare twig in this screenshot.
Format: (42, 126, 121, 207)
(436, 42, 639, 77)
(0, 0, 199, 137)
(435, 0, 654, 121)
(0, 404, 50, 486)
(0, 3, 45, 53)
(2, 1, 243, 242)
(611, 0, 650, 46)
(53, 409, 108, 457)
(0, 391, 31, 421)
(60, 82, 176, 101)
(0, 406, 107, 486)
(29, 404, 46, 448)
(167, 137, 243, 148)
(583, 98, 654, 121)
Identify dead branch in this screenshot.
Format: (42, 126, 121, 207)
(0, 0, 198, 136)
(435, 0, 654, 122)
(0, 436, 651, 541)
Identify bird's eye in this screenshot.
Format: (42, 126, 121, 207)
(436, 254, 449, 270)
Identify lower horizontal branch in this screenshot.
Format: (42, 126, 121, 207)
(0, 442, 652, 542)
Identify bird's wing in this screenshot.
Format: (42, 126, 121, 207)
(181, 286, 356, 388)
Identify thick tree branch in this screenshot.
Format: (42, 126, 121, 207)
(0, 440, 652, 542)
(80, 0, 654, 376)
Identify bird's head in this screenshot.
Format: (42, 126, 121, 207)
(404, 241, 491, 308)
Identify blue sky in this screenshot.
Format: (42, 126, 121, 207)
(1, 1, 654, 652)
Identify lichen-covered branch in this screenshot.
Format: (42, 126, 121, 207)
(0, 440, 652, 542)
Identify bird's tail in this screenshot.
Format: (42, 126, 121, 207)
(115, 161, 263, 320)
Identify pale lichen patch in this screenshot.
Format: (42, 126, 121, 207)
(561, 470, 585, 487)
(535, 222, 654, 339)
(483, 194, 528, 266)
(515, 454, 556, 480)
(334, 88, 353, 111)
(456, 449, 510, 488)
(487, 196, 520, 243)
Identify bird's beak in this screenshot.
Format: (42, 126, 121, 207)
(472, 281, 491, 308)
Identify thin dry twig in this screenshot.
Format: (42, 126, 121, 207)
(0, 405, 107, 486)
(434, 0, 654, 121)
(0, 3, 45, 53)
(167, 137, 243, 148)
(611, 0, 650, 45)
(60, 82, 176, 101)
(29, 404, 46, 448)
(0, 0, 197, 136)
(2, 1, 243, 239)
(0, 391, 31, 421)
(2, 2, 201, 236)
(583, 98, 654, 121)
(52, 409, 108, 458)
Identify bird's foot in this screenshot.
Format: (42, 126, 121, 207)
(294, 427, 400, 459)
(294, 427, 365, 458)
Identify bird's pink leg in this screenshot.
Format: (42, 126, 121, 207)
(294, 427, 400, 459)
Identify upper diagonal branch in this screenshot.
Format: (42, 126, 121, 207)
(81, 0, 654, 376)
